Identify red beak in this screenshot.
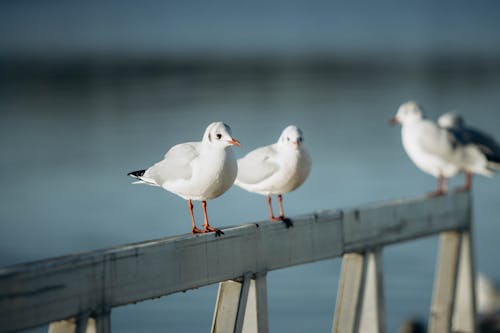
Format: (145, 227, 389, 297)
(228, 139, 241, 147)
(389, 117, 399, 125)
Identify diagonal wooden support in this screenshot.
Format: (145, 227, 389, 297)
(48, 316, 96, 333)
(95, 311, 111, 333)
(359, 250, 386, 333)
(428, 231, 462, 333)
(452, 232, 477, 333)
(242, 273, 269, 333)
(211, 273, 269, 333)
(332, 252, 368, 333)
(332, 250, 386, 333)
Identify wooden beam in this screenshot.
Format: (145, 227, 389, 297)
(452, 232, 477, 333)
(332, 253, 367, 333)
(211, 280, 243, 333)
(242, 273, 269, 333)
(428, 231, 462, 333)
(0, 192, 470, 333)
(359, 250, 386, 333)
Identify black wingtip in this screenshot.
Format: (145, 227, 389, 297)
(128, 169, 146, 178)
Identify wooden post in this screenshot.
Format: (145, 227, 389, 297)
(428, 231, 462, 333)
(234, 275, 251, 333)
(95, 311, 111, 333)
(242, 273, 269, 333)
(332, 253, 368, 333)
(211, 274, 252, 333)
(359, 250, 386, 333)
(452, 232, 477, 333)
(48, 316, 95, 333)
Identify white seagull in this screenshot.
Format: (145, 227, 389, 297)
(234, 125, 311, 225)
(128, 122, 240, 236)
(438, 112, 500, 191)
(390, 101, 460, 196)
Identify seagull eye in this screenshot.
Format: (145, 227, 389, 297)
(299, 137, 303, 142)
(216, 133, 222, 140)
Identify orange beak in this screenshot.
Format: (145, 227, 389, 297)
(227, 139, 241, 147)
(389, 117, 399, 125)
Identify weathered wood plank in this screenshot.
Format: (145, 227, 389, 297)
(242, 273, 268, 333)
(359, 250, 386, 333)
(332, 253, 367, 333)
(342, 192, 470, 252)
(428, 231, 462, 333)
(234, 274, 251, 333)
(452, 232, 477, 333)
(0, 192, 470, 332)
(211, 280, 243, 333)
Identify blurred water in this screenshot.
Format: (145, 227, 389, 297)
(1, 65, 499, 332)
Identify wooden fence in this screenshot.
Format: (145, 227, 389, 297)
(0, 192, 475, 333)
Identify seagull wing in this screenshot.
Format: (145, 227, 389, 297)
(143, 142, 200, 185)
(416, 120, 454, 157)
(237, 145, 279, 185)
(449, 127, 500, 164)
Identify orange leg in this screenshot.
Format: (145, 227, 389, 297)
(277, 194, 285, 219)
(201, 201, 224, 236)
(428, 175, 448, 197)
(456, 171, 472, 192)
(188, 200, 203, 234)
(266, 195, 283, 222)
(267, 195, 293, 228)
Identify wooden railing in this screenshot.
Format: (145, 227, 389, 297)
(0, 192, 475, 333)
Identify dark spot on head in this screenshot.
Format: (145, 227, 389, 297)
(208, 133, 212, 142)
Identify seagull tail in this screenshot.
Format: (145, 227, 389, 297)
(127, 169, 146, 179)
(488, 161, 500, 171)
(127, 169, 160, 186)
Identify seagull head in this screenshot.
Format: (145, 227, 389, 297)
(278, 125, 304, 150)
(203, 122, 241, 148)
(438, 112, 464, 129)
(390, 101, 424, 125)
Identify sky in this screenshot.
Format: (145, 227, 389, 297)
(1, 0, 500, 59)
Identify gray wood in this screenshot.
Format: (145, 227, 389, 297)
(242, 273, 269, 333)
(254, 273, 269, 333)
(211, 281, 243, 333)
(452, 232, 477, 333)
(75, 313, 90, 333)
(359, 250, 386, 333)
(0, 192, 470, 333)
(234, 275, 251, 333)
(332, 253, 368, 333)
(48, 320, 76, 333)
(428, 231, 462, 333)
(95, 311, 111, 333)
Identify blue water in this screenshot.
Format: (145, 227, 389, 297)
(1, 66, 499, 332)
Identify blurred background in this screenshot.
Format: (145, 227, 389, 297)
(1, 0, 500, 332)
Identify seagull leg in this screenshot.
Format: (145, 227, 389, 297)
(455, 171, 472, 192)
(428, 175, 447, 197)
(277, 194, 293, 228)
(201, 201, 224, 237)
(267, 195, 282, 222)
(188, 200, 203, 234)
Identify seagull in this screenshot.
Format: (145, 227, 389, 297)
(234, 125, 311, 226)
(438, 112, 500, 191)
(390, 101, 462, 196)
(128, 122, 240, 236)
